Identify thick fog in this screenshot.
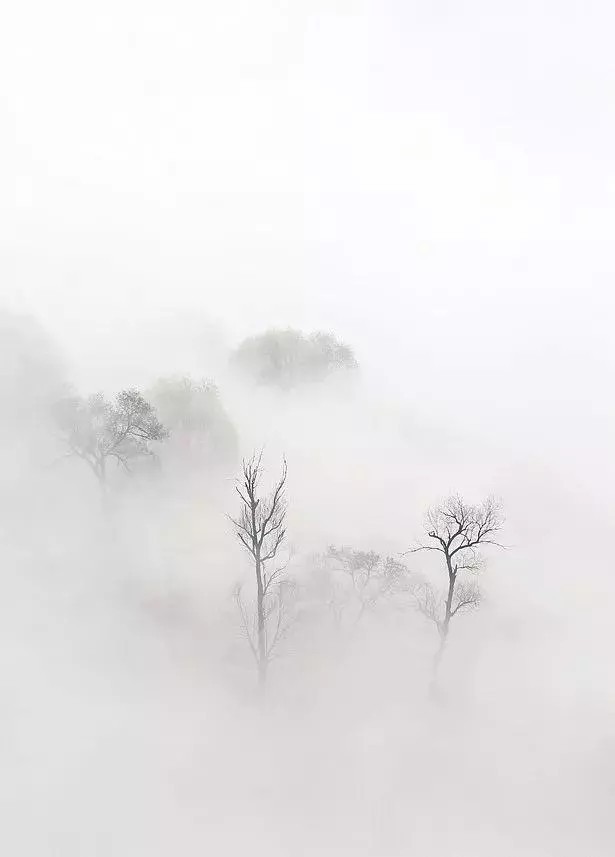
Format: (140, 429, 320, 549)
(2, 3, 615, 856)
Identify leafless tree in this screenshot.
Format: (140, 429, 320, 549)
(320, 547, 408, 628)
(53, 389, 168, 493)
(408, 495, 504, 675)
(230, 452, 290, 686)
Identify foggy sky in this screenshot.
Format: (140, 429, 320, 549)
(3, 2, 614, 437)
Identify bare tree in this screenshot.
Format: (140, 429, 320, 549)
(53, 389, 168, 492)
(230, 452, 290, 686)
(320, 547, 408, 628)
(408, 495, 504, 676)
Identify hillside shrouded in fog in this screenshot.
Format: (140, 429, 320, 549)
(2, 2, 615, 856)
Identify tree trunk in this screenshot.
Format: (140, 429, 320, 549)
(431, 555, 456, 691)
(432, 623, 448, 678)
(96, 457, 112, 516)
(443, 553, 456, 630)
(255, 553, 267, 687)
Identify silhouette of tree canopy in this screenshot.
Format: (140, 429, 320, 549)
(149, 375, 237, 468)
(230, 328, 358, 389)
(53, 388, 168, 487)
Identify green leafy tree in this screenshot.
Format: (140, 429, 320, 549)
(230, 328, 358, 389)
(53, 388, 168, 490)
(149, 375, 238, 468)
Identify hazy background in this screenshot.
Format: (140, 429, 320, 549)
(1, 2, 615, 855)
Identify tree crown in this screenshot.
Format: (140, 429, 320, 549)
(54, 387, 167, 471)
(230, 328, 358, 389)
